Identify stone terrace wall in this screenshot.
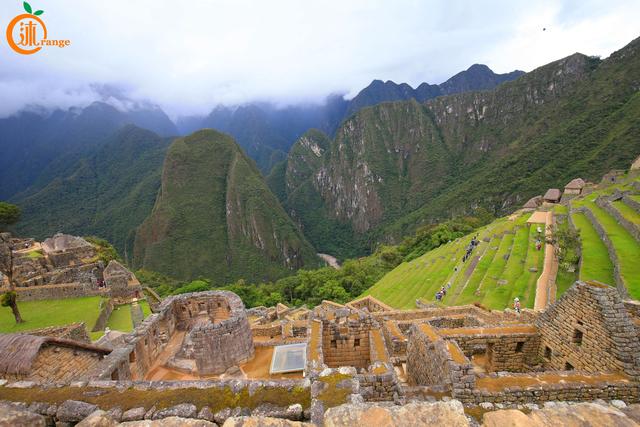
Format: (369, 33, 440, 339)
(536, 281, 640, 379)
(252, 323, 282, 338)
(598, 196, 640, 242)
(14, 283, 107, 301)
(373, 305, 538, 325)
(623, 195, 640, 212)
(454, 372, 640, 405)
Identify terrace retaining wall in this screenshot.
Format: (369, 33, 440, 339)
(13, 283, 107, 301)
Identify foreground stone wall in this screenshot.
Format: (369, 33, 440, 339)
(321, 315, 376, 369)
(536, 281, 640, 379)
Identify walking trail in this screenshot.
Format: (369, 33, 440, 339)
(531, 211, 559, 311)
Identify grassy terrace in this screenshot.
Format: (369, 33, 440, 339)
(576, 197, 640, 298)
(614, 200, 640, 225)
(0, 296, 105, 334)
(570, 211, 615, 285)
(366, 212, 542, 310)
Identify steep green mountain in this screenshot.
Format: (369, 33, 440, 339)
(279, 37, 640, 257)
(133, 129, 319, 283)
(13, 125, 172, 258)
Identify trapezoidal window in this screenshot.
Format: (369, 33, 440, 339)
(565, 361, 574, 371)
(354, 338, 360, 347)
(515, 342, 524, 353)
(572, 329, 583, 346)
(330, 339, 337, 348)
(544, 346, 552, 359)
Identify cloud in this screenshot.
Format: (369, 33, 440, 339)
(0, 0, 637, 118)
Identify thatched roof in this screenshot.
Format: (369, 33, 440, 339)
(543, 188, 562, 201)
(0, 334, 47, 376)
(564, 178, 586, 190)
(0, 333, 111, 377)
(523, 195, 543, 209)
(104, 260, 130, 278)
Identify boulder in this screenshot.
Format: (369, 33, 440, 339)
(223, 417, 312, 427)
(121, 407, 147, 422)
(76, 410, 118, 427)
(152, 404, 197, 420)
(197, 406, 215, 422)
(0, 403, 46, 427)
(120, 417, 216, 426)
(323, 401, 470, 427)
(251, 403, 302, 420)
(482, 403, 638, 427)
(57, 400, 99, 423)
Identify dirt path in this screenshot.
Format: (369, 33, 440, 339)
(534, 211, 559, 311)
(318, 253, 340, 269)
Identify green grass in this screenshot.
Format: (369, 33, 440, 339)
(0, 296, 105, 334)
(570, 211, 616, 285)
(140, 300, 152, 317)
(583, 202, 640, 297)
(106, 304, 134, 332)
(614, 200, 640, 225)
(556, 268, 579, 299)
(26, 250, 43, 259)
(552, 204, 569, 215)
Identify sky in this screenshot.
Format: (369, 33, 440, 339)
(0, 0, 638, 118)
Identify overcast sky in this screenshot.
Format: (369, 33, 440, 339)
(0, 0, 638, 118)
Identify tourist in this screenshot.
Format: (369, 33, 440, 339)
(514, 297, 521, 314)
(440, 286, 447, 296)
(435, 291, 443, 301)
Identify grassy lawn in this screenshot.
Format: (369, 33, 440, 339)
(107, 304, 134, 332)
(552, 204, 569, 215)
(26, 250, 44, 259)
(556, 268, 578, 299)
(479, 232, 514, 308)
(584, 202, 640, 297)
(0, 296, 105, 334)
(571, 211, 615, 285)
(140, 300, 152, 317)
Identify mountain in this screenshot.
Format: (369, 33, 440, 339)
(0, 101, 177, 200)
(277, 37, 640, 257)
(132, 129, 320, 283)
(12, 125, 172, 258)
(344, 64, 525, 117)
(177, 65, 521, 175)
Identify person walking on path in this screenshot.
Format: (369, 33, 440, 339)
(514, 297, 521, 314)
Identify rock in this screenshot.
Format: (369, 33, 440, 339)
(106, 407, 123, 422)
(215, 407, 242, 424)
(198, 407, 214, 422)
(483, 403, 638, 427)
(120, 417, 216, 426)
(323, 401, 469, 427)
(0, 403, 46, 427)
(27, 402, 51, 415)
(122, 407, 147, 422)
(6, 381, 36, 388)
(145, 405, 157, 420)
(251, 404, 298, 419)
(611, 400, 628, 409)
(153, 404, 197, 420)
(57, 400, 99, 423)
(76, 410, 118, 427)
(479, 402, 494, 410)
(222, 417, 312, 426)
(482, 409, 533, 427)
(285, 404, 303, 421)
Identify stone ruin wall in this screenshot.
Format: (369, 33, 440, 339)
(14, 283, 107, 302)
(28, 323, 91, 343)
(441, 330, 540, 373)
(321, 316, 375, 369)
(373, 304, 539, 325)
(535, 282, 640, 378)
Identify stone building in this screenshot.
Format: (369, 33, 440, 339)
(103, 260, 142, 300)
(543, 188, 562, 203)
(41, 234, 96, 268)
(563, 178, 586, 195)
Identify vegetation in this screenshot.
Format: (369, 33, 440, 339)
(0, 291, 23, 324)
(85, 236, 121, 264)
(0, 296, 104, 333)
(133, 129, 320, 283)
(106, 304, 134, 332)
(570, 211, 615, 285)
(0, 202, 21, 231)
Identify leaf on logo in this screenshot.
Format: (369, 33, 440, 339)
(34, 10, 44, 16)
(23, 2, 32, 14)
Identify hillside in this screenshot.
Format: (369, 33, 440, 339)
(275, 37, 640, 258)
(365, 171, 640, 310)
(133, 129, 320, 283)
(13, 125, 172, 258)
(0, 102, 176, 200)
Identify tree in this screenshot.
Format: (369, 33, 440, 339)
(0, 202, 21, 231)
(1, 291, 23, 323)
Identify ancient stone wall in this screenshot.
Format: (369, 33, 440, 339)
(439, 328, 540, 373)
(321, 316, 376, 369)
(373, 305, 538, 325)
(454, 372, 640, 405)
(28, 323, 91, 343)
(623, 195, 640, 212)
(13, 283, 107, 301)
(92, 299, 114, 332)
(536, 281, 640, 379)
(251, 323, 282, 337)
(598, 197, 640, 242)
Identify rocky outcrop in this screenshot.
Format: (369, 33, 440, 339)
(323, 400, 470, 427)
(222, 417, 312, 427)
(0, 402, 46, 427)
